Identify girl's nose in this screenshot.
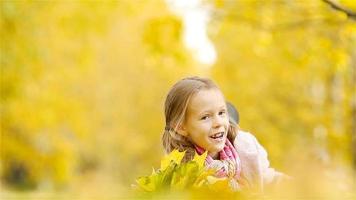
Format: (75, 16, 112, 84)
(213, 115, 224, 128)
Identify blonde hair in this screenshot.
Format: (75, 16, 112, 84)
(162, 76, 237, 162)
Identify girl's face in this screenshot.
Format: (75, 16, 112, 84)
(182, 88, 229, 158)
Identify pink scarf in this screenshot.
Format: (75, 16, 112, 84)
(195, 139, 241, 180)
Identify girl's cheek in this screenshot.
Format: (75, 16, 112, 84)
(199, 119, 210, 126)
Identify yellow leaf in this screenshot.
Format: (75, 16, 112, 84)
(151, 167, 156, 175)
(192, 150, 207, 169)
(136, 176, 156, 192)
(206, 175, 226, 184)
(193, 169, 215, 188)
(160, 149, 185, 171)
(171, 172, 189, 190)
(207, 176, 232, 192)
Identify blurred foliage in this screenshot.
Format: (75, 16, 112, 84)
(209, 0, 356, 170)
(0, 0, 355, 199)
(0, 0, 198, 193)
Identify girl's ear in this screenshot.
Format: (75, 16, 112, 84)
(176, 124, 188, 137)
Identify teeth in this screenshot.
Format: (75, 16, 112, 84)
(210, 132, 224, 139)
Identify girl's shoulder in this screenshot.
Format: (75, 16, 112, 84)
(235, 130, 256, 140)
(233, 130, 260, 153)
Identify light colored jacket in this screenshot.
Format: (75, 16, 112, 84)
(234, 130, 284, 191)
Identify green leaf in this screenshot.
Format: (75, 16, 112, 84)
(170, 162, 199, 190)
(159, 162, 177, 187)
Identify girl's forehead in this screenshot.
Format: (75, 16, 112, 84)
(188, 89, 226, 113)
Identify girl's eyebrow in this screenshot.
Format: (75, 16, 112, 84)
(198, 105, 226, 115)
(198, 110, 210, 116)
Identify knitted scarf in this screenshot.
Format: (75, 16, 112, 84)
(195, 139, 241, 181)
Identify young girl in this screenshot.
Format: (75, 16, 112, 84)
(162, 76, 284, 191)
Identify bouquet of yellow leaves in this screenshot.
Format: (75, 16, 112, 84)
(134, 150, 244, 199)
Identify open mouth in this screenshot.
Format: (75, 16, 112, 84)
(209, 131, 224, 140)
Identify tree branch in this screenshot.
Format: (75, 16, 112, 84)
(322, 0, 356, 20)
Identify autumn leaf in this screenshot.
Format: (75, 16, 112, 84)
(160, 149, 185, 171)
(192, 150, 208, 170)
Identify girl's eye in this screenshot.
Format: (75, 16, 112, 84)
(201, 115, 209, 120)
(219, 110, 226, 116)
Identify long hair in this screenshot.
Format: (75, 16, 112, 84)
(162, 76, 237, 162)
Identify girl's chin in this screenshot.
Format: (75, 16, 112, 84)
(208, 144, 225, 159)
(204, 137, 226, 153)
(209, 141, 226, 153)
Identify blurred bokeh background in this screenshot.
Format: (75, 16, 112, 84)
(1, 0, 355, 199)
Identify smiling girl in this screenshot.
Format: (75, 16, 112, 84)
(162, 76, 284, 191)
